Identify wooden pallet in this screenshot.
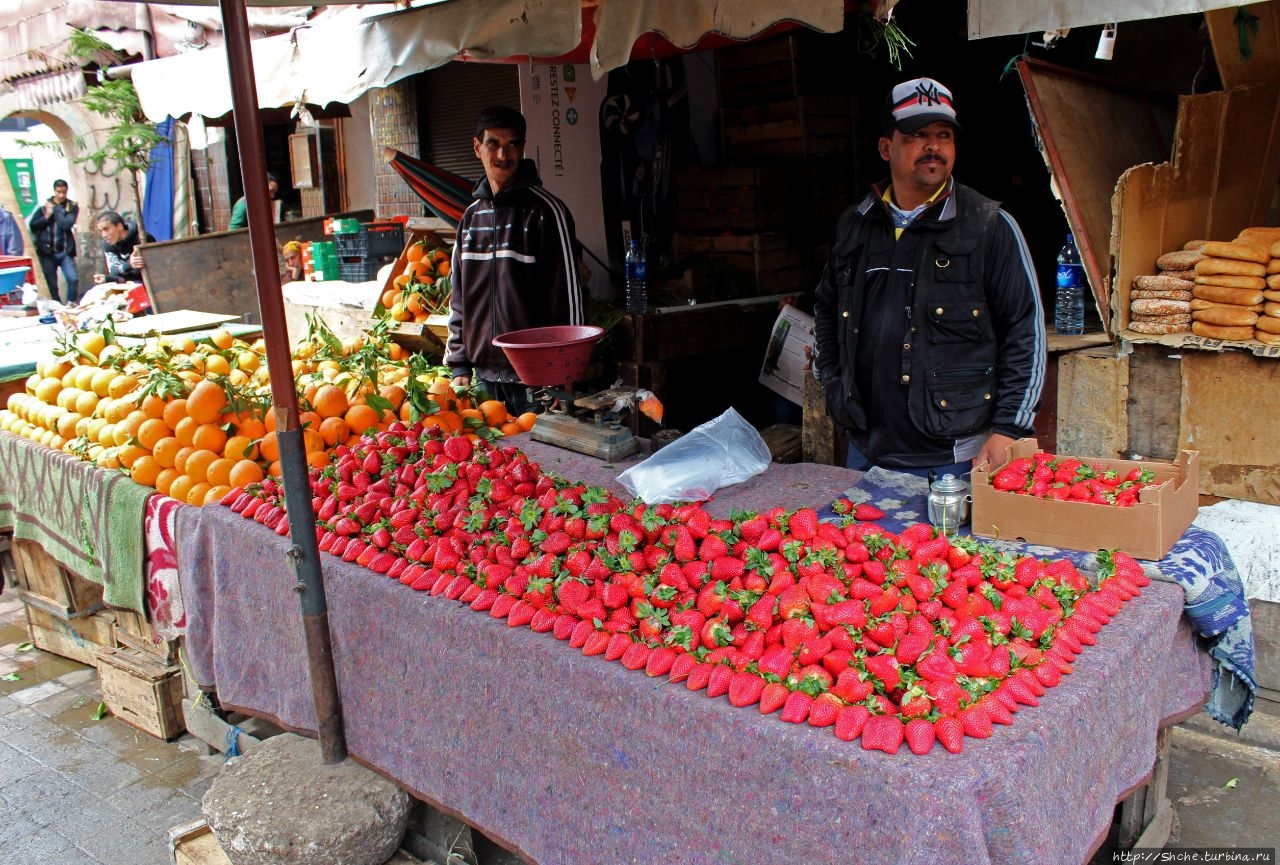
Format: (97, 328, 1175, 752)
(96, 645, 185, 740)
(9, 538, 103, 618)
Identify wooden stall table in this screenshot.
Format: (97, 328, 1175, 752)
(175, 435, 1212, 865)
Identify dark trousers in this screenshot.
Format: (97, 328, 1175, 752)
(38, 251, 79, 303)
(844, 439, 971, 485)
(479, 380, 538, 415)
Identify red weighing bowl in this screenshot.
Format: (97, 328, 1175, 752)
(492, 325, 604, 387)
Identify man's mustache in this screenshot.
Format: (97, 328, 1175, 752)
(916, 156, 947, 166)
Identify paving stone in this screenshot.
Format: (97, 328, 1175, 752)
(7, 679, 68, 706)
(0, 810, 46, 848)
(0, 746, 43, 787)
(5, 771, 86, 826)
(55, 668, 97, 688)
(108, 780, 204, 833)
(0, 705, 39, 737)
(0, 826, 79, 862)
(27, 685, 96, 720)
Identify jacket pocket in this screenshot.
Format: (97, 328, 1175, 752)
(931, 238, 978, 284)
(822, 374, 858, 432)
(926, 300, 989, 344)
(923, 365, 995, 438)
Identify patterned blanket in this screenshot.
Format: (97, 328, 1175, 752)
(821, 466, 1257, 730)
(0, 431, 150, 613)
(144, 494, 186, 640)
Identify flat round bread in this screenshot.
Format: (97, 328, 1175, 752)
(1158, 269, 1196, 282)
(1155, 249, 1203, 271)
(1132, 288, 1192, 301)
(1194, 258, 1268, 277)
(1128, 318, 1190, 334)
(1183, 240, 1208, 251)
(1134, 274, 1194, 292)
(1131, 298, 1190, 315)
(1192, 321, 1254, 341)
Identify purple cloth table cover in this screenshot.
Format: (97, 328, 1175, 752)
(176, 458, 1211, 865)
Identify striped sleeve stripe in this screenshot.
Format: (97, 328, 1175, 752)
(461, 250, 537, 263)
(530, 186, 583, 325)
(998, 209, 1046, 431)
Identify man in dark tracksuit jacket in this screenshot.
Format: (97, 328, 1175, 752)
(814, 78, 1045, 479)
(447, 105, 584, 410)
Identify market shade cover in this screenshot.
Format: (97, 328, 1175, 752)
(385, 149, 473, 226)
(126, 0, 846, 121)
(968, 0, 1248, 39)
(129, 0, 584, 121)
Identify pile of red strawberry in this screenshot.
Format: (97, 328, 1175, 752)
(221, 422, 1151, 756)
(990, 451, 1158, 506)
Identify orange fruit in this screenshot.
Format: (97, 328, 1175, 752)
(136, 417, 170, 451)
(210, 328, 234, 351)
(205, 484, 232, 506)
(187, 379, 228, 425)
(302, 427, 325, 453)
(154, 468, 180, 496)
(380, 288, 400, 309)
(185, 481, 212, 507)
(517, 411, 538, 432)
(183, 449, 219, 484)
(140, 394, 167, 420)
(228, 459, 264, 488)
(192, 423, 228, 455)
(378, 384, 406, 411)
(173, 415, 199, 447)
(312, 384, 349, 419)
(204, 354, 231, 377)
(162, 398, 188, 431)
(343, 404, 380, 436)
(173, 445, 196, 475)
(299, 410, 322, 432)
(130, 455, 162, 488)
(205, 457, 236, 488)
(406, 242, 426, 264)
(152, 437, 181, 469)
(478, 399, 509, 428)
(267, 460, 283, 477)
(499, 420, 522, 436)
(223, 434, 259, 462)
(318, 416, 349, 447)
(258, 430, 280, 463)
(107, 374, 139, 399)
(117, 443, 148, 469)
(306, 449, 330, 469)
(236, 416, 268, 440)
(435, 258, 450, 278)
(167, 474, 195, 504)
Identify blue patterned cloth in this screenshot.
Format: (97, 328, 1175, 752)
(819, 467, 1257, 730)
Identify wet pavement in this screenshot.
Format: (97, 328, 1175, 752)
(1, 588, 1277, 864)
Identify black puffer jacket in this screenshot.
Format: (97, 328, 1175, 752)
(813, 180, 1046, 468)
(445, 160, 583, 382)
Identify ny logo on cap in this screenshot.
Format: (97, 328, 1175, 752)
(913, 81, 942, 106)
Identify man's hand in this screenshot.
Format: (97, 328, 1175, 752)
(973, 432, 1018, 472)
(451, 375, 471, 388)
(93, 274, 106, 285)
(128, 250, 144, 270)
(44, 202, 53, 217)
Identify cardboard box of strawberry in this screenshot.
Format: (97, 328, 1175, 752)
(219, 423, 1156, 758)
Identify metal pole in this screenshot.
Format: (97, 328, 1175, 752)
(218, 0, 346, 763)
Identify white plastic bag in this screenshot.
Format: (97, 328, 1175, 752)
(617, 407, 772, 504)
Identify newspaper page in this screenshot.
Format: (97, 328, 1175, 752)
(758, 303, 815, 406)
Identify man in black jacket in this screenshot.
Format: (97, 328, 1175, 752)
(28, 179, 80, 303)
(446, 105, 584, 409)
(93, 211, 154, 284)
(813, 77, 1046, 480)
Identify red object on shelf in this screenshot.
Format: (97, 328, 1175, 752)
(492, 325, 604, 387)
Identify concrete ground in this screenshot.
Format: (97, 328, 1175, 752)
(2, 589, 1278, 864)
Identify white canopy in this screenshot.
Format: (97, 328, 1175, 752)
(128, 0, 846, 121)
(968, 0, 1257, 39)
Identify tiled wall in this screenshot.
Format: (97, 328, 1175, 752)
(369, 81, 421, 219)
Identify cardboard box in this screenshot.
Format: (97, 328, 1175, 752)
(971, 438, 1200, 561)
(96, 646, 185, 740)
(25, 606, 116, 667)
(374, 221, 455, 356)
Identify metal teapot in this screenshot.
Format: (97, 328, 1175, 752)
(927, 473, 972, 535)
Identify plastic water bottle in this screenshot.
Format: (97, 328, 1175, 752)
(1054, 232, 1085, 335)
(624, 238, 648, 314)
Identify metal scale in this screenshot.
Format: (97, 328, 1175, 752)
(528, 385, 643, 461)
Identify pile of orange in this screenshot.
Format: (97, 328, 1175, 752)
(379, 243, 451, 324)
(0, 322, 536, 508)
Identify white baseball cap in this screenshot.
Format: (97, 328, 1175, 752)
(883, 77, 960, 135)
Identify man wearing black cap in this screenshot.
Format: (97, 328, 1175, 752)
(446, 105, 584, 409)
(813, 77, 1046, 479)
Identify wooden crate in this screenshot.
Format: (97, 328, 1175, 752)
(717, 35, 813, 106)
(9, 538, 103, 618)
(113, 608, 178, 666)
(96, 646, 185, 740)
(674, 233, 811, 295)
(722, 96, 853, 161)
(25, 606, 116, 667)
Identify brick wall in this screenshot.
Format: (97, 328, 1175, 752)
(368, 81, 422, 219)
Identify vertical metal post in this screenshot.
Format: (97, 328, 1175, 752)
(218, 0, 346, 763)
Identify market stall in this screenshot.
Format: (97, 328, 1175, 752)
(170, 434, 1213, 865)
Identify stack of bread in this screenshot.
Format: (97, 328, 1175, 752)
(1188, 228, 1280, 341)
(1262, 235, 1280, 346)
(1128, 243, 1199, 334)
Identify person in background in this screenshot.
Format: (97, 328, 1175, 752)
(445, 105, 584, 410)
(28, 179, 79, 303)
(93, 211, 154, 284)
(812, 77, 1046, 481)
(281, 240, 304, 283)
(0, 203, 24, 256)
(228, 172, 278, 230)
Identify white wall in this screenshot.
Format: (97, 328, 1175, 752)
(343, 92, 376, 214)
(0, 124, 74, 216)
